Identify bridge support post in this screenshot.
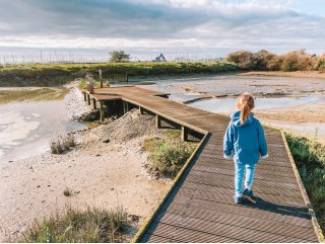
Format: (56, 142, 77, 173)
(87, 94, 91, 105)
(92, 98, 97, 110)
(83, 92, 87, 101)
(155, 115, 162, 128)
(123, 101, 129, 114)
(181, 126, 189, 141)
(139, 107, 144, 115)
(99, 101, 104, 122)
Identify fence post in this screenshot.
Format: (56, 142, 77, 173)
(98, 69, 103, 88)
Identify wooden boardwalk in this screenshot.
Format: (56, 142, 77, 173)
(87, 86, 321, 243)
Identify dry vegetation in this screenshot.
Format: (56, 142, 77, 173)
(21, 205, 134, 243)
(143, 130, 198, 178)
(50, 133, 76, 154)
(227, 49, 325, 72)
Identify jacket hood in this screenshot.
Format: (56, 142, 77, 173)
(231, 111, 254, 127)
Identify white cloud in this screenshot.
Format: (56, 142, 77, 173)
(0, 0, 324, 54)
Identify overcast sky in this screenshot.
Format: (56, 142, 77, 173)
(0, 0, 324, 58)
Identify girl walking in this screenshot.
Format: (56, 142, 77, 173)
(223, 93, 268, 204)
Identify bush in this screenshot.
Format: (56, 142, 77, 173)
(22, 205, 132, 243)
(286, 134, 325, 232)
(266, 55, 284, 71)
(50, 133, 76, 154)
(227, 50, 258, 70)
(280, 50, 315, 71)
(315, 55, 325, 72)
(109, 50, 130, 62)
(143, 131, 197, 178)
(255, 50, 276, 71)
(227, 49, 320, 72)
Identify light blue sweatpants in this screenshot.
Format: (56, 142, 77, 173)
(234, 162, 257, 198)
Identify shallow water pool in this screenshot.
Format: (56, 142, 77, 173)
(190, 96, 324, 114)
(0, 91, 86, 163)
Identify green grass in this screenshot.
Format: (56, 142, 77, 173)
(286, 133, 325, 234)
(143, 130, 198, 178)
(22, 205, 133, 243)
(0, 61, 238, 86)
(0, 87, 68, 104)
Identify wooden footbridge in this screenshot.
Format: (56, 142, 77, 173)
(84, 86, 322, 243)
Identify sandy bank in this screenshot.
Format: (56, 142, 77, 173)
(0, 110, 171, 242)
(240, 71, 325, 79)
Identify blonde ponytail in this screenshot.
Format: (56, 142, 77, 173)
(237, 93, 255, 124)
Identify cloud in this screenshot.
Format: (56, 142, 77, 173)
(0, 0, 324, 54)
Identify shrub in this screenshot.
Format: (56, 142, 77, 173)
(154, 142, 193, 177)
(143, 131, 197, 178)
(227, 49, 321, 72)
(286, 134, 325, 232)
(227, 50, 258, 70)
(50, 133, 76, 154)
(109, 50, 130, 62)
(280, 50, 315, 71)
(266, 55, 284, 71)
(315, 55, 325, 72)
(255, 49, 276, 70)
(22, 205, 132, 243)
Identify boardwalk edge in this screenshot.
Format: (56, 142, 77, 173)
(281, 130, 324, 243)
(132, 132, 210, 243)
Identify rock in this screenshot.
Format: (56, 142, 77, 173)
(103, 138, 110, 143)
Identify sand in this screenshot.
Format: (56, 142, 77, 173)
(0, 111, 171, 242)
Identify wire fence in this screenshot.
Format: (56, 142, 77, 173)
(0, 53, 108, 66)
(0, 51, 224, 66)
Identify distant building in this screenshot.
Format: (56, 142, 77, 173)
(153, 53, 167, 62)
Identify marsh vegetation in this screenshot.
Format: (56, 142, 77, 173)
(143, 130, 197, 178)
(286, 134, 325, 233)
(0, 61, 238, 87)
(22, 205, 133, 243)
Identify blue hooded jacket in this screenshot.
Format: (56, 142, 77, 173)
(223, 111, 268, 164)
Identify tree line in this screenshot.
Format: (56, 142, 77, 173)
(226, 49, 325, 72)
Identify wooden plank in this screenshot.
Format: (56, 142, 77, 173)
(159, 212, 312, 242)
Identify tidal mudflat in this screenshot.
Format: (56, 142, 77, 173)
(142, 74, 325, 143)
(0, 88, 86, 163)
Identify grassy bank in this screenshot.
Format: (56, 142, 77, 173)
(143, 130, 198, 178)
(22, 205, 134, 243)
(286, 133, 325, 236)
(0, 61, 238, 87)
